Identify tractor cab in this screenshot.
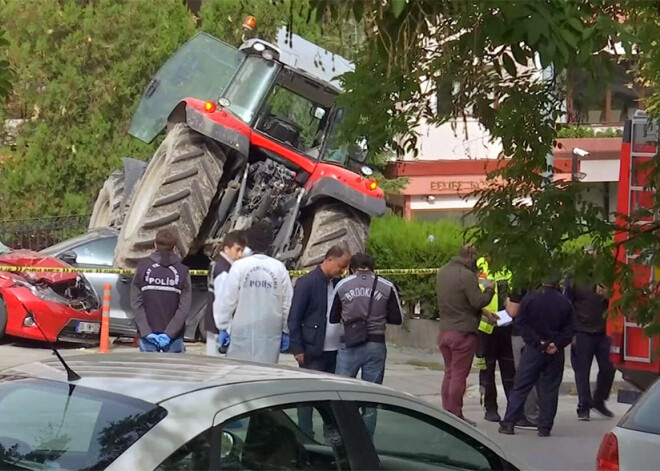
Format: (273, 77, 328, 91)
(129, 27, 361, 169)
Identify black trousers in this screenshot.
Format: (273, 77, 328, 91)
(571, 331, 615, 413)
(302, 350, 338, 374)
(478, 327, 515, 412)
(298, 350, 338, 437)
(502, 346, 564, 432)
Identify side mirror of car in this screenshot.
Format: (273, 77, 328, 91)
(58, 250, 78, 265)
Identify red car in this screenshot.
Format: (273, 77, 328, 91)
(0, 249, 101, 344)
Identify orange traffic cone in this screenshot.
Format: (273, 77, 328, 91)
(99, 284, 111, 353)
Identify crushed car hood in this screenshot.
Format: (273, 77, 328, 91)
(0, 250, 77, 284)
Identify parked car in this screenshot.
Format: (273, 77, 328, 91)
(597, 378, 660, 470)
(0, 353, 522, 470)
(40, 228, 209, 340)
(0, 250, 101, 343)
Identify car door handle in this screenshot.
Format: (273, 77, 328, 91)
(120, 276, 131, 284)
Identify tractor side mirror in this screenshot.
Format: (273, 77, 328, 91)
(347, 143, 368, 164)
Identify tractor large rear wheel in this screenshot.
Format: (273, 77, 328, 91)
(296, 201, 370, 270)
(89, 170, 126, 229)
(115, 124, 225, 268)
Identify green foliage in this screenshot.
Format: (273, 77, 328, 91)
(556, 126, 623, 138)
(367, 216, 463, 318)
(0, 0, 196, 219)
(0, 28, 11, 100)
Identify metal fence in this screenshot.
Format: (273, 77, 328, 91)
(0, 215, 90, 251)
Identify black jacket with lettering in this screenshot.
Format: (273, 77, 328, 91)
(329, 271, 403, 342)
(131, 251, 192, 339)
(205, 255, 232, 335)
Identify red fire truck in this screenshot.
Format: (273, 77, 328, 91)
(608, 110, 660, 391)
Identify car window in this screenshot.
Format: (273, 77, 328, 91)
(159, 402, 348, 471)
(355, 402, 501, 471)
(0, 377, 166, 471)
(620, 378, 660, 435)
(40, 231, 110, 255)
(72, 237, 116, 266)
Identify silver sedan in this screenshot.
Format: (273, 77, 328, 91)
(0, 354, 522, 470)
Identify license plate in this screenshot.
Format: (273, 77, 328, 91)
(76, 321, 100, 334)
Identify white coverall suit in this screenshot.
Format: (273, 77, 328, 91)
(214, 253, 293, 364)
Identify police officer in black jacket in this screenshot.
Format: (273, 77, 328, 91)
(499, 273, 575, 437)
(288, 246, 351, 373)
(131, 229, 192, 353)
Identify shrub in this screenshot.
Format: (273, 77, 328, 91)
(367, 216, 463, 318)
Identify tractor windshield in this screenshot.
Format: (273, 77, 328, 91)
(252, 67, 338, 159)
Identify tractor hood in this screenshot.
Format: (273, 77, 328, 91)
(0, 250, 78, 284)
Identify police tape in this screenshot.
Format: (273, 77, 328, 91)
(0, 265, 440, 277)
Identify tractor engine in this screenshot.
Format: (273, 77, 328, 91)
(232, 159, 298, 232)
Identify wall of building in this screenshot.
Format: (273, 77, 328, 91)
(411, 119, 502, 161)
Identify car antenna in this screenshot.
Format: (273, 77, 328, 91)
(21, 303, 81, 382)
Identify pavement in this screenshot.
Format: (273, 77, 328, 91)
(0, 337, 631, 470)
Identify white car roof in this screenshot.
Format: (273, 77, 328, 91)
(1, 353, 409, 404)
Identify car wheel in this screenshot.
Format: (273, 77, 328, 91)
(0, 296, 7, 339)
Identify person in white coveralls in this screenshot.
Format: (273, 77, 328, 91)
(214, 222, 293, 364)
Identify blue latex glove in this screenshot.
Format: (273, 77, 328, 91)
(218, 330, 231, 347)
(157, 333, 171, 348)
(280, 332, 290, 353)
(145, 333, 160, 346)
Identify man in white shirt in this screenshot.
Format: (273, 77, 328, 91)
(205, 231, 247, 356)
(214, 223, 293, 364)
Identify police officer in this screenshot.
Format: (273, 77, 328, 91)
(499, 273, 575, 437)
(131, 229, 192, 353)
(205, 231, 247, 356)
(215, 222, 293, 364)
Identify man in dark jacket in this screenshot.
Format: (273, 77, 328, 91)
(331, 253, 403, 384)
(131, 229, 192, 353)
(288, 246, 351, 373)
(436, 245, 496, 425)
(205, 231, 247, 356)
(565, 267, 615, 420)
(499, 274, 575, 437)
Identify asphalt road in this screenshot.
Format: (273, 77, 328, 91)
(0, 338, 631, 470)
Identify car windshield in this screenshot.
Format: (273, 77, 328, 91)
(620, 377, 660, 435)
(39, 232, 107, 256)
(0, 377, 166, 471)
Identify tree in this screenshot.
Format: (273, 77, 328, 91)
(0, 0, 196, 219)
(0, 27, 11, 100)
(309, 1, 660, 335)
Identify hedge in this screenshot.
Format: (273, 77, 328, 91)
(367, 216, 464, 318)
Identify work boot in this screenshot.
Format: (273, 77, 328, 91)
(537, 429, 551, 437)
(592, 403, 614, 418)
(498, 423, 515, 435)
(577, 409, 590, 421)
(515, 418, 538, 430)
(484, 410, 501, 422)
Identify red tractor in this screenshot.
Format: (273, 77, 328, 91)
(89, 25, 385, 269)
